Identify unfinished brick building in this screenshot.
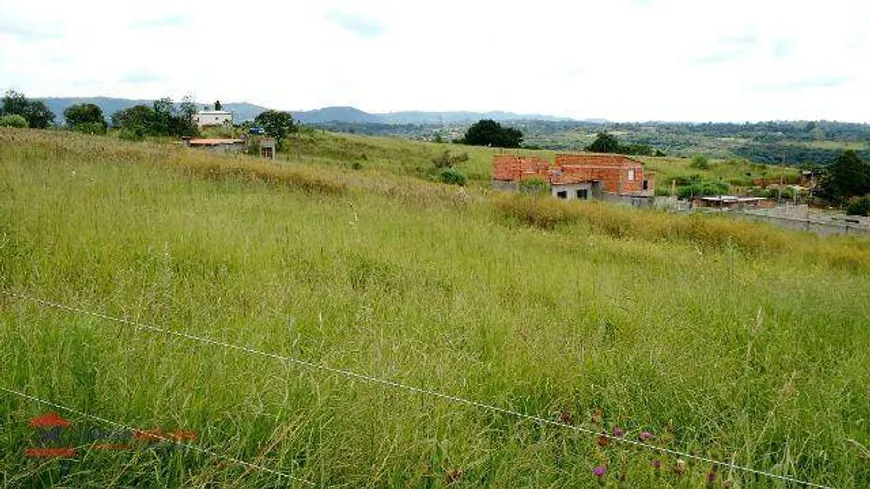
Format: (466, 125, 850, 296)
(491, 154, 655, 203)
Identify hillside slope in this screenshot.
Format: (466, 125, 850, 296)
(1, 128, 868, 487)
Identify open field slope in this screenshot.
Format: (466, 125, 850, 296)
(1, 129, 869, 487)
(224, 129, 798, 192)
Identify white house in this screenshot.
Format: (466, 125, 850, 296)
(193, 110, 233, 127)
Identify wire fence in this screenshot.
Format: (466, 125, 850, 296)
(0, 290, 835, 489)
(0, 386, 312, 486)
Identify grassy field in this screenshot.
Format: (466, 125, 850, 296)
(208, 128, 799, 193)
(1, 128, 869, 488)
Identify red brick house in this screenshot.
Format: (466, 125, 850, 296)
(491, 154, 655, 202)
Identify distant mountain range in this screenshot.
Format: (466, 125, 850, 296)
(40, 97, 577, 125)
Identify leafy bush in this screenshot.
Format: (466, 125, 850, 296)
(72, 122, 107, 135)
(847, 195, 870, 216)
(0, 114, 28, 128)
(690, 155, 710, 170)
(677, 180, 728, 199)
(432, 150, 469, 169)
(439, 168, 467, 186)
(118, 128, 145, 141)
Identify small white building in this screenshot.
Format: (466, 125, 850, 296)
(193, 110, 233, 127)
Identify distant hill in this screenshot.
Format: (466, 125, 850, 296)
(42, 97, 154, 123)
(41, 97, 271, 124)
(37, 97, 574, 125)
(292, 107, 571, 124)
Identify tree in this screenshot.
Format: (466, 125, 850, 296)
(111, 104, 154, 138)
(214, 100, 222, 111)
(151, 97, 174, 135)
(254, 110, 296, 150)
(170, 95, 199, 137)
(461, 119, 523, 148)
(585, 132, 621, 153)
(820, 150, 870, 204)
(64, 103, 107, 132)
(1, 90, 55, 129)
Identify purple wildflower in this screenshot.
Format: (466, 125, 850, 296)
(613, 426, 624, 437)
(639, 431, 653, 441)
(652, 459, 662, 470)
(593, 466, 607, 477)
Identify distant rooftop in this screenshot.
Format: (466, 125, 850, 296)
(186, 138, 244, 146)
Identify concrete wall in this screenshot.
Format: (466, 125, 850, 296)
(491, 180, 519, 192)
(198, 143, 245, 154)
(551, 182, 593, 200)
(600, 193, 655, 208)
(194, 112, 233, 127)
(736, 211, 870, 238)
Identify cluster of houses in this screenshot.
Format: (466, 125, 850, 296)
(181, 109, 277, 159)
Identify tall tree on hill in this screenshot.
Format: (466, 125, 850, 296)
(254, 110, 296, 150)
(64, 103, 107, 132)
(1, 90, 55, 129)
(586, 132, 622, 153)
(214, 100, 222, 111)
(820, 150, 870, 203)
(461, 119, 523, 148)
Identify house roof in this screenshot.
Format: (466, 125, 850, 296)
(187, 138, 244, 146)
(197, 110, 232, 115)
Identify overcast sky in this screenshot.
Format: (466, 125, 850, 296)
(1, 0, 868, 122)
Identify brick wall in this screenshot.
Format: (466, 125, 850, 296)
(492, 155, 550, 181)
(493, 153, 654, 196)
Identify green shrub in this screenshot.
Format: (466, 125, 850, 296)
(439, 168, 467, 186)
(847, 195, 870, 216)
(432, 150, 469, 169)
(72, 122, 107, 135)
(118, 128, 145, 141)
(518, 178, 550, 195)
(351, 162, 363, 170)
(690, 155, 710, 170)
(677, 180, 729, 199)
(0, 114, 28, 128)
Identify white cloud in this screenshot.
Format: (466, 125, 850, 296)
(0, 0, 868, 121)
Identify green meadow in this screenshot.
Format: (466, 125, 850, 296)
(1, 128, 868, 487)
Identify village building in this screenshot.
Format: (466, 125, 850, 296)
(193, 110, 233, 127)
(492, 153, 655, 205)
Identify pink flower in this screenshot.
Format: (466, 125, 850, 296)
(652, 459, 662, 469)
(639, 431, 653, 441)
(593, 466, 607, 477)
(613, 427, 624, 437)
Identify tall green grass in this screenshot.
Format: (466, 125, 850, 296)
(1, 128, 869, 487)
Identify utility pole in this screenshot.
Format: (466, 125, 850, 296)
(778, 154, 785, 204)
